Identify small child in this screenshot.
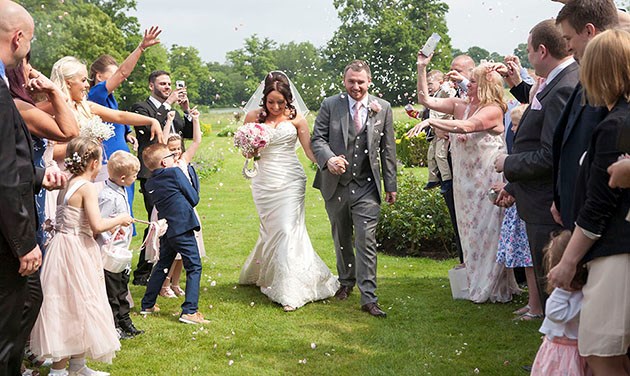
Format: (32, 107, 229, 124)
(97, 151, 143, 339)
(406, 70, 455, 190)
(139, 143, 209, 325)
(531, 230, 590, 376)
(157, 109, 205, 298)
(31, 137, 133, 376)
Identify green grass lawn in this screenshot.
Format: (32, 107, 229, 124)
(75, 109, 542, 375)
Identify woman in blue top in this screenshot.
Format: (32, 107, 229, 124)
(88, 26, 161, 213)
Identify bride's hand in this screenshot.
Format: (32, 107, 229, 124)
(326, 156, 348, 175)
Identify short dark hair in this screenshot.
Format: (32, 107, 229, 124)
(148, 70, 170, 84)
(530, 19, 570, 60)
(556, 0, 618, 33)
(343, 60, 371, 79)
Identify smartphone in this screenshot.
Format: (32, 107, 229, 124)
(175, 80, 185, 89)
(421, 33, 441, 57)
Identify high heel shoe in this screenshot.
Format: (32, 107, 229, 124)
(171, 285, 185, 297)
(159, 286, 176, 298)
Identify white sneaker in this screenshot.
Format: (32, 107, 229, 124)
(179, 311, 210, 324)
(68, 366, 109, 376)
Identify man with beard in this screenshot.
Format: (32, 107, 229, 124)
(131, 70, 193, 286)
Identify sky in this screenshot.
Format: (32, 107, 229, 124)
(130, 0, 620, 64)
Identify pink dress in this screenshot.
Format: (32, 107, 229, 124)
(31, 180, 120, 363)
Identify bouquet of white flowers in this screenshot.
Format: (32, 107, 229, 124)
(79, 115, 115, 142)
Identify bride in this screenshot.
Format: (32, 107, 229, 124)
(238, 71, 339, 311)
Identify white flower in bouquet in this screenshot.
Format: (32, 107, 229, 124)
(233, 122, 270, 179)
(79, 115, 115, 142)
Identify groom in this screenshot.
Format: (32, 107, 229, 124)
(311, 60, 397, 318)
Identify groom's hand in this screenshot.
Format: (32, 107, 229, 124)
(326, 156, 349, 175)
(385, 192, 397, 205)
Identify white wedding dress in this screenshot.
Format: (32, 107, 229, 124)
(239, 121, 339, 308)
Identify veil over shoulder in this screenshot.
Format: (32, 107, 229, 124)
(242, 71, 309, 117)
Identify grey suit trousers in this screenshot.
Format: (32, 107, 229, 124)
(325, 181, 380, 305)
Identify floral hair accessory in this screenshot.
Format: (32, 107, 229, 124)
(64, 152, 82, 169)
(368, 99, 382, 117)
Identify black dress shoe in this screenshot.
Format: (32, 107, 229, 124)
(132, 276, 149, 286)
(361, 302, 387, 318)
(335, 286, 352, 300)
(116, 327, 132, 340)
(423, 181, 441, 190)
(121, 322, 144, 337)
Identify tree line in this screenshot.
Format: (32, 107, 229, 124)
(21, 0, 522, 111)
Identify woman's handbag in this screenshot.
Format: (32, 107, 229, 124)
(447, 266, 469, 300)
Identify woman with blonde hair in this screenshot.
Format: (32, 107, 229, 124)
(548, 29, 630, 376)
(408, 54, 519, 303)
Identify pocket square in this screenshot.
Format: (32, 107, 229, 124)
(374, 120, 382, 126)
(530, 98, 543, 111)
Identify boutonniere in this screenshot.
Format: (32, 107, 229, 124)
(368, 99, 382, 117)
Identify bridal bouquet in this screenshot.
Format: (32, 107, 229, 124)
(79, 115, 115, 142)
(233, 122, 270, 179)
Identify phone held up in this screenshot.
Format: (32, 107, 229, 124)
(421, 33, 441, 57)
(175, 80, 186, 89)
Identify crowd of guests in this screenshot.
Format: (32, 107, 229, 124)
(2, 0, 630, 375)
(406, 0, 630, 374)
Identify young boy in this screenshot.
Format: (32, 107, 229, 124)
(407, 70, 456, 190)
(97, 151, 144, 339)
(139, 143, 208, 324)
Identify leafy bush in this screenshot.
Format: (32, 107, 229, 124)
(216, 127, 236, 137)
(394, 119, 416, 139)
(377, 172, 456, 259)
(200, 122, 212, 135)
(397, 133, 429, 167)
(191, 146, 225, 180)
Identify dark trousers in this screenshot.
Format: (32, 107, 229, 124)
(0, 253, 41, 376)
(141, 231, 201, 315)
(524, 222, 563, 313)
(105, 270, 131, 327)
(441, 181, 463, 263)
(133, 178, 154, 282)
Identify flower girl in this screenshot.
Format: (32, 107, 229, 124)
(31, 137, 133, 376)
(531, 231, 590, 376)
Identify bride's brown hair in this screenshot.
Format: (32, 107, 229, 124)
(257, 72, 296, 123)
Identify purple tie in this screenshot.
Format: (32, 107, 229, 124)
(354, 102, 363, 133)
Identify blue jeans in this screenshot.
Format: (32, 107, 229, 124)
(141, 231, 201, 315)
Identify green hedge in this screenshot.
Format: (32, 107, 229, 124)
(397, 133, 429, 168)
(377, 172, 456, 259)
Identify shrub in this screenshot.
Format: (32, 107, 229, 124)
(377, 171, 456, 259)
(394, 119, 416, 139)
(216, 127, 235, 137)
(191, 144, 225, 180)
(397, 133, 429, 167)
(200, 122, 212, 135)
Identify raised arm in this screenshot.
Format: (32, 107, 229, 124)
(417, 52, 457, 115)
(105, 26, 161, 94)
(89, 101, 164, 143)
(429, 104, 504, 134)
(180, 107, 202, 164)
(79, 183, 133, 234)
(162, 110, 176, 142)
(18, 71, 79, 142)
(293, 114, 316, 164)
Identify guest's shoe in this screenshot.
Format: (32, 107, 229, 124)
(132, 276, 149, 286)
(516, 312, 543, 321)
(115, 327, 132, 340)
(335, 286, 353, 300)
(140, 304, 160, 315)
(68, 366, 109, 376)
(171, 285, 185, 297)
(361, 302, 387, 318)
(159, 286, 176, 298)
(121, 322, 144, 337)
(423, 181, 441, 190)
(440, 179, 453, 194)
(512, 305, 530, 315)
(179, 311, 210, 325)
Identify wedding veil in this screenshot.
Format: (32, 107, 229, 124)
(242, 71, 309, 117)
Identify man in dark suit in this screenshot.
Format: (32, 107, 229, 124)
(551, 0, 618, 229)
(131, 70, 193, 285)
(139, 143, 208, 325)
(311, 60, 397, 318)
(495, 19, 579, 311)
(0, 2, 66, 374)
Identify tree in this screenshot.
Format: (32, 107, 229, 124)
(226, 35, 277, 94)
(465, 46, 490, 64)
(323, 0, 452, 106)
(168, 45, 210, 106)
(513, 43, 531, 69)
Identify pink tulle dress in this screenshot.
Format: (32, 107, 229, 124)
(31, 180, 120, 363)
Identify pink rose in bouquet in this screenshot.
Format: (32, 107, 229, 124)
(233, 123, 270, 160)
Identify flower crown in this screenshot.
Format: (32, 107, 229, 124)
(64, 152, 88, 174)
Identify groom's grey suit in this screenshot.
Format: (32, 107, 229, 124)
(311, 93, 397, 306)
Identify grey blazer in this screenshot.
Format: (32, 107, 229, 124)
(311, 93, 397, 201)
